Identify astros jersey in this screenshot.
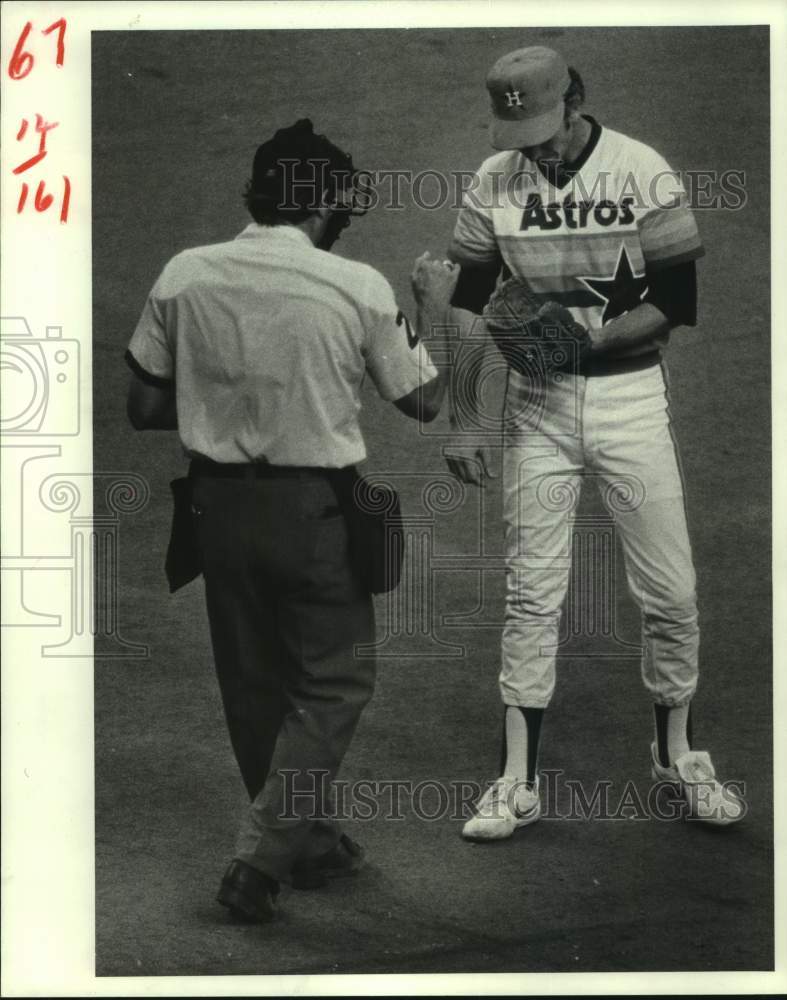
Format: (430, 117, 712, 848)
(451, 116, 704, 352)
(127, 224, 436, 467)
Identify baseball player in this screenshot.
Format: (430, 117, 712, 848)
(445, 46, 743, 837)
(126, 119, 458, 920)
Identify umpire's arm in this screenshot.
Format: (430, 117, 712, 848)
(393, 369, 445, 423)
(127, 370, 177, 430)
(126, 281, 178, 430)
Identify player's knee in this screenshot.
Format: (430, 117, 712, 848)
(505, 590, 563, 620)
(642, 587, 698, 629)
(505, 571, 567, 619)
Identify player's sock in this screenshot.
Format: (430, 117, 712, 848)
(501, 706, 543, 786)
(653, 703, 692, 767)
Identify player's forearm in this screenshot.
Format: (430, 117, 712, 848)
(448, 307, 502, 430)
(589, 302, 670, 354)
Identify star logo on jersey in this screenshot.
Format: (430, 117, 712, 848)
(396, 310, 419, 349)
(577, 244, 648, 325)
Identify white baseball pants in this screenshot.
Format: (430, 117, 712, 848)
(500, 361, 699, 709)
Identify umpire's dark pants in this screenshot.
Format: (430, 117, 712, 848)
(191, 464, 376, 882)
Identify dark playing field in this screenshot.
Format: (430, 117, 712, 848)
(92, 25, 772, 975)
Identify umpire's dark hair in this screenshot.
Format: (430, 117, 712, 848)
(563, 66, 586, 120)
(243, 181, 307, 226)
(243, 118, 356, 227)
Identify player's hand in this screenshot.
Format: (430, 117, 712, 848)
(411, 252, 459, 309)
(444, 441, 498, 488)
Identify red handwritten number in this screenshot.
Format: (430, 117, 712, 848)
(16, 177, 71, 222)
(42, 18, 66, 68)
(8, 16, 70, 222)
(33, 180, 54, 213)
(8, 21, 34, 79)
(7, 18, 66, 78)
(13, 115, 60, 174)
(60, 176, 71, 223)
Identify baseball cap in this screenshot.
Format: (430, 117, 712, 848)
(486, 47, 571, 150)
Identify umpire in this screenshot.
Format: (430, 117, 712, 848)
(125, 119, 457, 922)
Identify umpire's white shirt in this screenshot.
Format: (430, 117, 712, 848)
(128, 224, 436, 467)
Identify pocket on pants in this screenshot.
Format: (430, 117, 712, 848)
(310, 512, 350, 568)
(165, 477, 203, 593)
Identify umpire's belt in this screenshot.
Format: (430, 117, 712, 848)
(580, 350, 661, 377)
(189, 459, 340, 480)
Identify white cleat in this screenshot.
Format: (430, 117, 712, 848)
(462, 776, 541, 841)
(650, 743, 745, 826)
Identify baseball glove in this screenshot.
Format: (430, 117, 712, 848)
(482, 275, 592, 376)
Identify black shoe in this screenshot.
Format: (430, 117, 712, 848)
(290, 834, 365, 890)
(217, 859, 280, 923)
